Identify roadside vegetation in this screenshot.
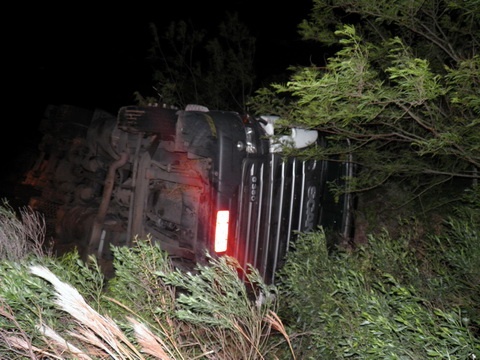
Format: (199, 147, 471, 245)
(1, 186, 479, 358)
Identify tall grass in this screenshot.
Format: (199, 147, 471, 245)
(0, 200, 47, 261)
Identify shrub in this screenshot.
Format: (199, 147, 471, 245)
(276, 227, 480, 359)
(1, 198, 479, 359)
(0, 231, 293, 359)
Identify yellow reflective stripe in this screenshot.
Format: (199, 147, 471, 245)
(204, 114, 217, 138)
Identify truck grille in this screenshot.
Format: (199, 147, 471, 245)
(234, 154, 325, 284)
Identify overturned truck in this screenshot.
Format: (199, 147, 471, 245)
(20, 104, 355, 283)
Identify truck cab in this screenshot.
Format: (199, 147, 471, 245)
(20, 104, 355, 284)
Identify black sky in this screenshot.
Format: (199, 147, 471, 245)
(4, 1, 317, 196)
(22, 1, 315, 116)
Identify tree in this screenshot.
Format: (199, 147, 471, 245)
(144, 12, 256, 113)
(249, 0, 480, 206)
(298, 0, 479, 66)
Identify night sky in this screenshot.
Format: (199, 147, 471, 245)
(22, 2, 315, 115)
(4, 1, 317, 199)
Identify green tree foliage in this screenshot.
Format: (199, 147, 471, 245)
(249, 0, 480, 203)
(145, 12, 256, 113)
(298, 0, 479, 67)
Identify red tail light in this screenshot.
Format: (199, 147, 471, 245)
(214, 210, 229, 253)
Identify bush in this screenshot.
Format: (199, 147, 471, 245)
(0, 229, 292, 359)
(276, 225, 480, 359)
(1, 199, 479, 359)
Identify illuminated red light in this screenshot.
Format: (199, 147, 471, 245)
(214, 210, 229, 253)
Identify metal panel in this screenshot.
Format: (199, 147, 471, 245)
(235, 154, 326, 283)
